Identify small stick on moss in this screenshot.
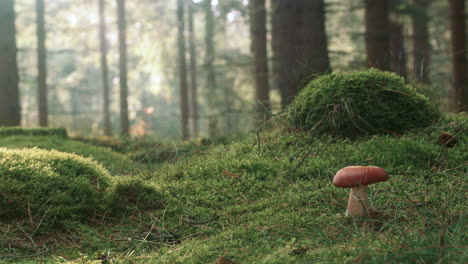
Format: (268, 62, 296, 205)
(0, 224, 10, 241)
(0, 248, 49, 260)
(292, 149, 315, 172)
(136, 142, 162, 164)
(256, 130, 261, 152)
(27, 200, 34, 227)
(181, 215, 220, 225)
(142, 219, 157, 241)
(16, 224, 37, 248)
(30, 206, 51, 237)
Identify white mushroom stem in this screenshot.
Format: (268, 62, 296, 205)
(346, 186, 369, 217)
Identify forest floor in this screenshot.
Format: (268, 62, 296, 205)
(0, 113, 466, 263)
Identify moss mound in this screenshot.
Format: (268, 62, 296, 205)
(0, 127, 68, 138)
(288, 69, 440, 137)
(106, 177, 167, 212)
(0, 148, 111, 226)
(0, 135, 136, 174)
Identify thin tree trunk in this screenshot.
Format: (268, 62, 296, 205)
(204, 0, 218, 137)
(365, 0, 390, 70)
(220, 17, 233, 134)
(449, 0, 468, 111)
(187, 0, 199, 137)
(177, 0, 189, 140)
(412, 0, 431, 84)
(271, 0, 330, 107)
(0, 0, 21, 126)
(117, 0, 129, 136)
(99, 0, 112, 136)
(36, 0, 48, 127)
(251, 0, 270, 122)
(389, 22, 407, 79)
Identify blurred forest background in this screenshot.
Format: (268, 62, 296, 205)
(0, 0, 467, 139)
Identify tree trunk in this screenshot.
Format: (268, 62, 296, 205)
(99, 0, 112, 136)
(271, 0, 330, 107)
(251, 0, 270, 122)
(449, 0, 468, 111)
(36, 0, 48, 127)
(177, 0, 189, 140)
(221, 20, 233, 135)
(0, 0, 21, 126)
(204, 0, 218, 137)
(389, 22, 407, 79)
(117, 0, 129, 136)
(412, 0, 431, 84)
(365, 0, 390, 70)
(187, 0, 199, 137)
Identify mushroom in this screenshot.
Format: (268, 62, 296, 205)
(333, 166, 389, 217)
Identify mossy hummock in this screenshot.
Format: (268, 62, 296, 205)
(0, 127, 68, 138)
(106, 177, 167, 212)
(288, 69, 440, 138)
(0, 148, 111, 225)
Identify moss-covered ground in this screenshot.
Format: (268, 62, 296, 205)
(0, 114, 466, 263)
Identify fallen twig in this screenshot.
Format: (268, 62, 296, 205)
(181, 215, 220, 226)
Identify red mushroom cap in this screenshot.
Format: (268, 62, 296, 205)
(333, 166, 389, 188)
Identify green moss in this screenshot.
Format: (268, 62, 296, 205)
(106, 177, 167, 212)
(1, 115, 466, 263)
(0, 127, 68, 138)
(74, 136, 227, 164)
(0, 135, 136, 174)
(0, 148, 111, 226)
(288, 69, 440, 138)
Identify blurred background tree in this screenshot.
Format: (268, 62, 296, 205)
(2, 0, 465, 137)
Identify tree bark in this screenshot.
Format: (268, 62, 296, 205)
(36, 0, 48, 127)
(251, 0, 270, 122)
(187, 0, 199, 137)
(178, 0, 189, 140)
(99, 0, 112, 136)
(449, 0, 468, 111)
(271, 0, 330, 107)
(0, 0, 21, 126)
(389, 22, 407, 79)
(365, 0, 390, 71)
(412, 0, 431, 84)
(204, 0, 218, 137)
(117, 0, 129, 136)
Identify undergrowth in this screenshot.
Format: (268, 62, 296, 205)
(74, 135, 231, 164)
(0, 114, 466, 263)
(0, 127, 68, 138)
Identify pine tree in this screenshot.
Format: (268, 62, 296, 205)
(178, 0, 189, 140)
(117, 0, 129, 135)
(271, 0, 330, 106)
(187, 0, 199, 137)
(412, 0, 431, 84)
(0, 0, 21, 126)
(251, 0, 270, 122)
(36, 0, 48, 127)
(365, 0, 390, 70)
(99, 0, 112, 136)
(449, 0, 468, 111)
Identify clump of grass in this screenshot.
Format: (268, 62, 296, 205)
(0, 127, 68, 138)
(0, 148, 111, 226)
(288, 69, 440, 137)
